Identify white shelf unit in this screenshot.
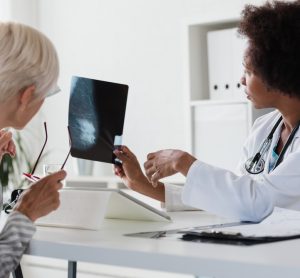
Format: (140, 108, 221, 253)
(183, 18, 273, 171)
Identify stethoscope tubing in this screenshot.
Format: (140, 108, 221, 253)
(245, 116, 300, 174)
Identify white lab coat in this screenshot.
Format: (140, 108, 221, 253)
(164, 110, 300, 222)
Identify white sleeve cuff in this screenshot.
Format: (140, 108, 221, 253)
(164, 183, 199, 212)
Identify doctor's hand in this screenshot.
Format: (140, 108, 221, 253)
(0, 130, 16, 161)
(13, 170, 66, 222)
(144, 149, 197, 187)
(113, 146, 150, 192)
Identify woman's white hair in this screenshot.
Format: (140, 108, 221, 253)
(0, 22, 59, 102)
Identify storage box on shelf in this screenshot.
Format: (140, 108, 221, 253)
(207, 27, 246, 101)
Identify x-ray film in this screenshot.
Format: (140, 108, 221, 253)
(68, 76, 128, 164)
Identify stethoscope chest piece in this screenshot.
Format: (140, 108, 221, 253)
(245, 156, 265, 174)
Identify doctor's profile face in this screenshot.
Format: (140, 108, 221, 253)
(241, 55, 278, 109)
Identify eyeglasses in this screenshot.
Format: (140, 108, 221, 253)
(46, 85, 61, 98)
(23, 122, 71, 182)
(4, 123, 71, 214)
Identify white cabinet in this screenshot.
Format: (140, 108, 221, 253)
(193, 102, 248, 170)
(183, 18, 272, 171)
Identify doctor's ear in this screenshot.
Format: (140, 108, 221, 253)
(19, 85, 36, 109)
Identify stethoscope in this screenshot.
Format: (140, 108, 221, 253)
(245, 116, 300, 174)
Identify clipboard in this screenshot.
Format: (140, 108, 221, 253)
(180, 207, 300, 245)
(126, 208, 300, 245)
(180, 230, 300, 246)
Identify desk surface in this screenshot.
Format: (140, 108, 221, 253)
(25, 210, 300, 278)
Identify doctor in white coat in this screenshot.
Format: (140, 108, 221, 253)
(114, 0, 300, 222)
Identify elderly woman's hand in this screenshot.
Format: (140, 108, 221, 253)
(0, 130, 16, 161)
(13, 170, 66, 222)
(144, 150, 197, 187)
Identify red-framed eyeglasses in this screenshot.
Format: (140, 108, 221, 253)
(23, 122, 71, 182)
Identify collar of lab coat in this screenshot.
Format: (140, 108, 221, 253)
(264, 119, 300, 173)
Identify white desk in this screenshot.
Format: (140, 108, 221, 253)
(23, 211, 300, 278)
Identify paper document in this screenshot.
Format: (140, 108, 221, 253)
(189, 207, 300, 238)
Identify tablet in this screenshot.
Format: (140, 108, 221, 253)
(36, 188, 171, 230)
(105, 189, 171, 222)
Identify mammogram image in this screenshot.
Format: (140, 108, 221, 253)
(68, 76, 128, 164)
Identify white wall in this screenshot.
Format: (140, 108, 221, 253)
(1, 1, 263, 277)
(35, 0, 252, 175)
(0, 0, 10, 20)
(1, 0, 264, 176)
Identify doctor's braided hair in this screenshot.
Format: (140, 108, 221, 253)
(238, 0, 300, 98)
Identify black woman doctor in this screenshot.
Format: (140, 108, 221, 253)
(114, 0, 300, 222)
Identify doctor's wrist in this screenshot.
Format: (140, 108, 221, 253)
(140, 181, 165, 202)
(174, 152, 196, 176)
(130, 177, 165, 202)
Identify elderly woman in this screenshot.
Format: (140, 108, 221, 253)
(114, 0, 300, 222)
(0, 22, 66, 277)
